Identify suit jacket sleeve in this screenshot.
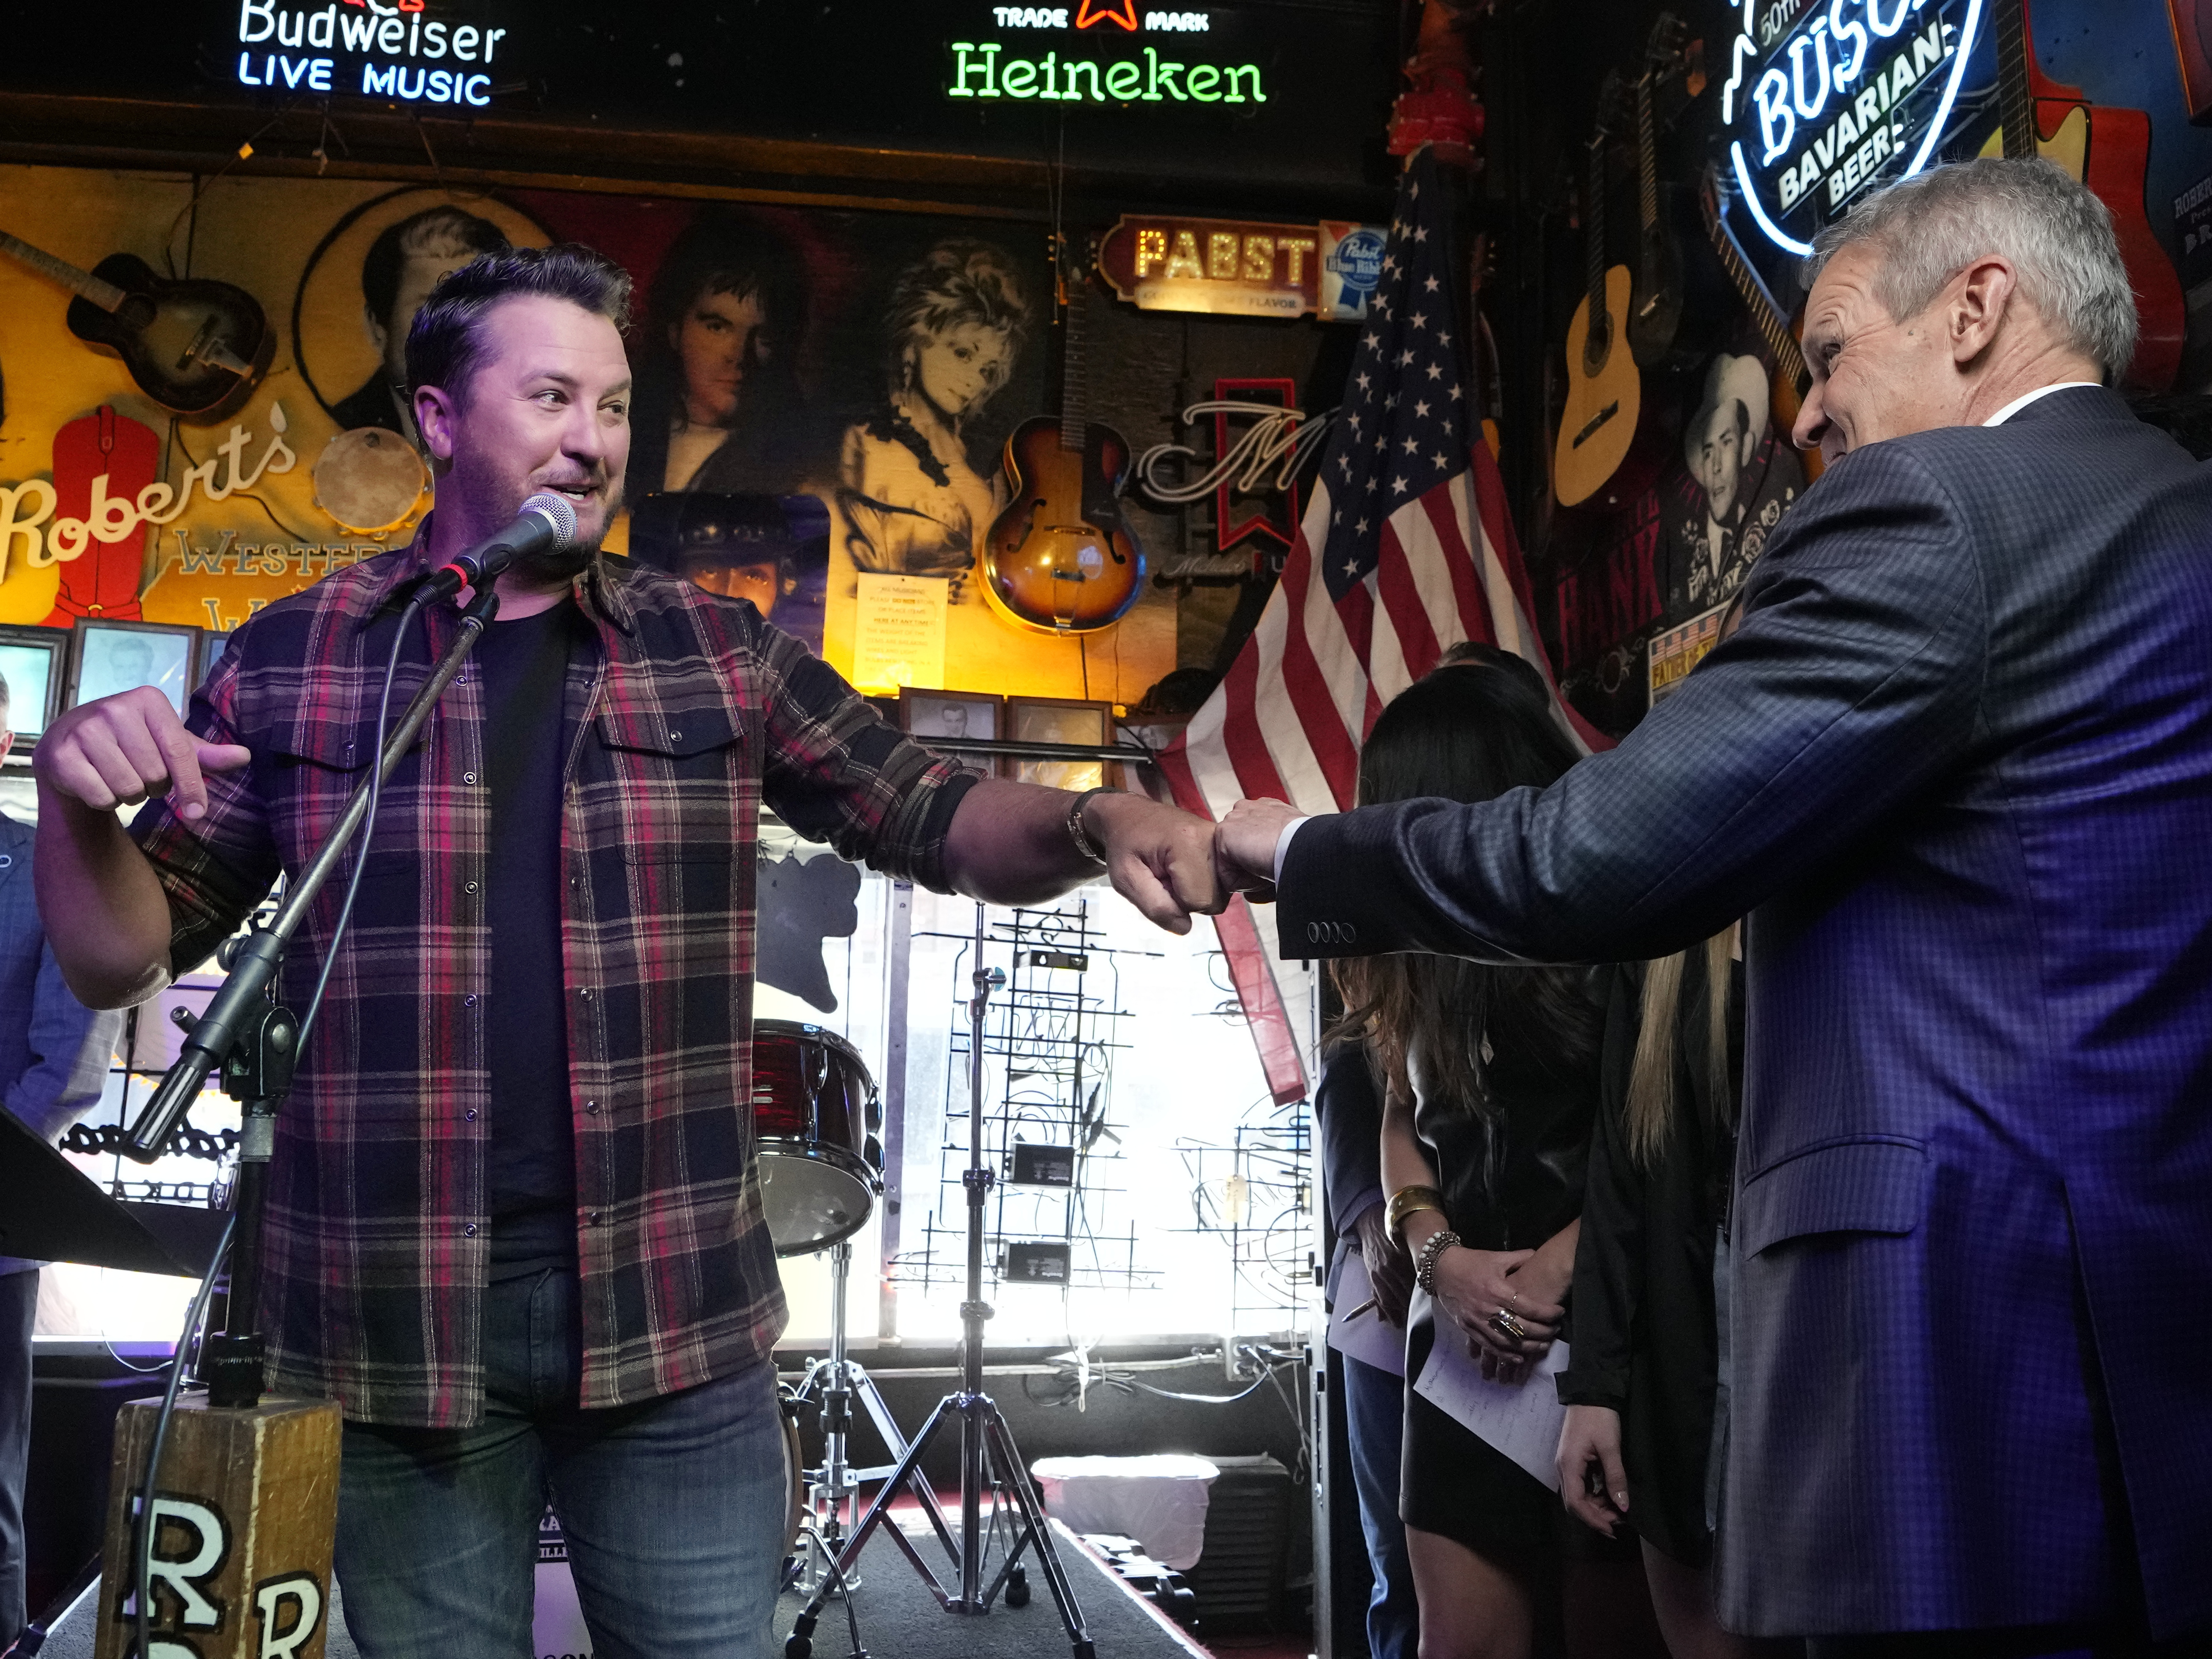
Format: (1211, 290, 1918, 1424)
(1279, 444, 1990, 964)
(1314, 1041, 1386, 1236)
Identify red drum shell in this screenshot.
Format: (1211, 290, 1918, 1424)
(751, 1019, 882, 1256)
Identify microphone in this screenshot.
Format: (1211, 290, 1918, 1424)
(422, 491, 578, 599)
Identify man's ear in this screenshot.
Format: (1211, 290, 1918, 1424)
(1948, 256, 2017, 367)
(365, 303, 389, 356)
(415, 384, 458, 465)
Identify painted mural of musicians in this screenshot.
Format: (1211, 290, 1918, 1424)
(330, 204, 510, 440)
(836, 239, 1032, 595)
(624, 211, 819, 502)
(1663, 352, 1803, 619)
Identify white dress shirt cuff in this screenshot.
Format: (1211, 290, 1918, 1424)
(1273, 816, 1313, 886)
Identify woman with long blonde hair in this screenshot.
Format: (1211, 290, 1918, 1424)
(1555, 931, 1799, 1659)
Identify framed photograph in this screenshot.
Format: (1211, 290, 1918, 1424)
(67, 618, 201, 719)
(197, 629, 234, 687)
(901, 688, 1003, 752)
(1005, 696, 1110, 791)
(0, 625, 69, 764)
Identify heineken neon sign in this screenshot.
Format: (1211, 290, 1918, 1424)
(948, 41, 1264, 102)
(1720, 0, 1981, 255)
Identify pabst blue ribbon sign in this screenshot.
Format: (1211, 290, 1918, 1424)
(1720, 0, 1983, 254)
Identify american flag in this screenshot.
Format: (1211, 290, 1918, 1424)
(1154, 148, 1604, 1102)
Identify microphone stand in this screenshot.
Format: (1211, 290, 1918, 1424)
(785, 904, 1094, 1659)
(122, 581, 502, 1407)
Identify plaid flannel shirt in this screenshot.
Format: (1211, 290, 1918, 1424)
(132, 540, 976, 1427)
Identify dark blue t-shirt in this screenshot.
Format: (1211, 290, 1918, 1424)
(475, 600, 583, 1277)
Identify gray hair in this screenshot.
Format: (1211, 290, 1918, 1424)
(1803, 157, 2137, 381)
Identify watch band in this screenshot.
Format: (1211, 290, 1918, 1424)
(1066, 786, 1115, 864)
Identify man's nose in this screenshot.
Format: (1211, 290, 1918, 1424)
(562, 401, 609, 464)
(1791, 382, 1829, 453)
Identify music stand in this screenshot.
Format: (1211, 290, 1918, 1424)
(0, 1110, 224, 1277)
(785, 904, 1094, 1659)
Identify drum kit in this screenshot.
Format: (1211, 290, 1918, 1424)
(752, 1020, 912, 1596)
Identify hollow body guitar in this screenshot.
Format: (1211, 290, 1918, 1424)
(984, 419, 1144, 634)
(0, 231, 270, 420)
(1976, 0, 2183, 392)
(983, 261, 1145, 634)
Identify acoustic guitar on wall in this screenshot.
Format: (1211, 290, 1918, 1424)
(1555, 74, 1646, 509)
(1699, 163, 1825, 484)
(0, 230, 271, 421)
(1627, 12, 1691, 368)
(1977, 0, 2185, 392)
(981, 243, 1146, 635)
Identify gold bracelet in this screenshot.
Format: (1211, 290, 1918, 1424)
(1385, 1184, 1446, 1250)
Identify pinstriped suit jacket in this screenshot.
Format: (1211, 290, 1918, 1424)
(1276, 388, 2212, 1639)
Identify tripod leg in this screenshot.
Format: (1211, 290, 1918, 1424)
(981, 1408, 1095, 1658)
(799, 1397, 957, 1624)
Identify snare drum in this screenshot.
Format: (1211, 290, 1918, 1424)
(751, 1020, 882, 1256)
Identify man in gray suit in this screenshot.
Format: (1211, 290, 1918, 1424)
(1217, 159, 2212, 1654)
(0, 671, 122, 1648)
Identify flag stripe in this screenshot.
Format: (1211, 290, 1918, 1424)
(1152, 150, 1612, 1106)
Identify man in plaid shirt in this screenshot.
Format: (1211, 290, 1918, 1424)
(33, 245, 1220, 1658)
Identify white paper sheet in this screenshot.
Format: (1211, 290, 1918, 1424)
(1326, 1252, 1409, 1378)
(1408, 1287, 1570, 1490)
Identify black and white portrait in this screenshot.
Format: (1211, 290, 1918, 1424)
(1664, 352, 1804, 620)
(330, 204, 510, 440)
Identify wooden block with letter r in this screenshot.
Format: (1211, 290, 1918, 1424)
(93, 1392, 342, 1659)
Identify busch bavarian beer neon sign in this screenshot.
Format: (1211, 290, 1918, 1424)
(1720, 0, 1982, 255)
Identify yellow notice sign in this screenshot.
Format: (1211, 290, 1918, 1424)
(851, 572, 949, 694)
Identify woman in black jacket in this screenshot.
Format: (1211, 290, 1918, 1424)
(1555, 933, 1798, 1659)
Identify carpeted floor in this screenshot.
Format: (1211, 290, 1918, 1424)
(37, 1517, 1202, 1659)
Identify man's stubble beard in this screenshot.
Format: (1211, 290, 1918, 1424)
(513, 476, 620, 585)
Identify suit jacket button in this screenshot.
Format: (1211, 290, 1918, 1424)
(1342, 924, 1356, 943)
(1307, 923, 1320, 943)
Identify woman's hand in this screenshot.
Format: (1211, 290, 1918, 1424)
(1353, 1202, 1415, 1329)
(1556, 1405, 1629, 1536)
(1429, 1244, 1562, 1383)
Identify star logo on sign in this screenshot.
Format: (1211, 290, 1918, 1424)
(1075, 0, 1140, 29)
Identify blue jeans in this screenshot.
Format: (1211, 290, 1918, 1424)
(1343, 1352, 1419, 1659)
(334, 1267, 788, 1659)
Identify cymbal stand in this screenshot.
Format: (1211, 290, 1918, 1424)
(787, 1239, 918, 1597)
(785, 905, 1094, 1659)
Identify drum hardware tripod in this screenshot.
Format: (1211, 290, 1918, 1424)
(785, 905, 1096, 1659)
(785, 1238, 920, 1598)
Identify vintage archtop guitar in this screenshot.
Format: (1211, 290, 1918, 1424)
(0, 229, 271, 420)
(981, 245, 1146, 635)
